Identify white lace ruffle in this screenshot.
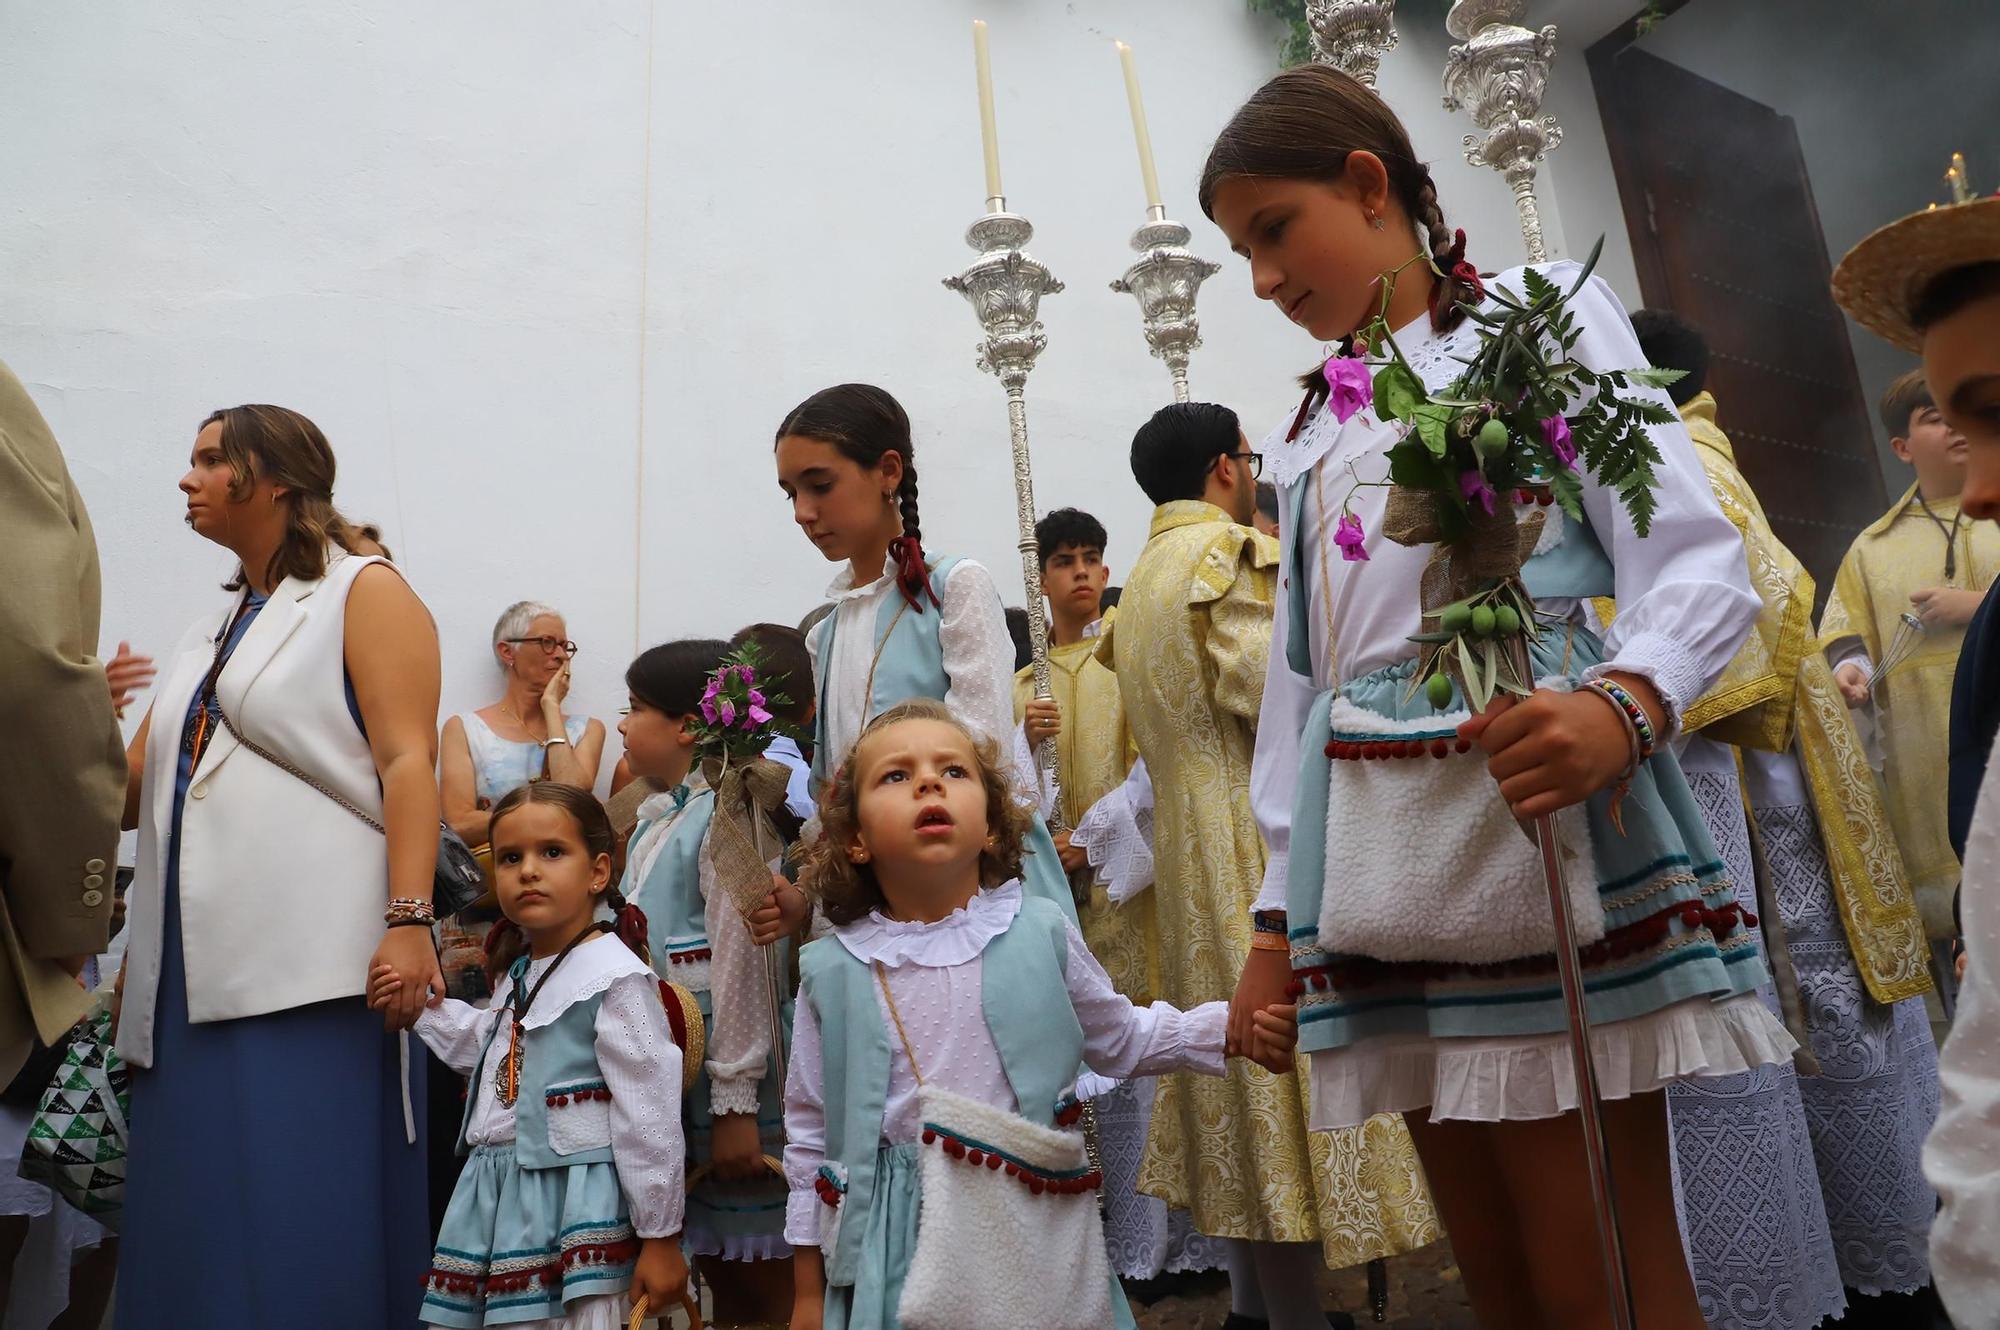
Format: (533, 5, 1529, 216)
(834, 881, 1023, 968)
(682, 1227, 792, 1264)
(516, 934, 654, 1030)
(1070, 768, 1154, 905)
(1306, 992, 1797, 1128)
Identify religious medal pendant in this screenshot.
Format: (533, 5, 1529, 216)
(496, 1018, 524, 1107)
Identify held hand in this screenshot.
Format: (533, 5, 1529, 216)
(368, 927, 443, 1030)
(366, 961, 405, 1011)
(749, 876, 808, 946)
(630, 1236, 688, 1318)
(104, 641, 156, 718)
(708, 1112, 768, 1182)
(1912, 586, 1985, 630)
(1248, 1003, 1300, 1075)
(1832, 661, 1871, 708)
(1228, 947, 1293, 1060)
(1023, 698, 1061, 748)
(1054, 830, 1089, 877)
(1458, 675, 1664, 821)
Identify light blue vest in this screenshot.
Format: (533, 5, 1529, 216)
(800, 896, 1083, 1287)
(624, 789, 717, 972)
(460, 955, 618, 1169)
(809, 557, 964, 795)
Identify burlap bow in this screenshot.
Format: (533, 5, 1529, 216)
(701, 755, 795, 921)
(1381, 485, 1546, 618)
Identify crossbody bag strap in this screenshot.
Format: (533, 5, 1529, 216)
(873, 961, 925, 1086)
(207, 699, 386, 835)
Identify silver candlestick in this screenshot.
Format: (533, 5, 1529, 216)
(1307, 0, 1399, 88)
(1110, 215, 1221, 404)
(1443, 0, 1564, 262)
(944, 207, 1066, 819)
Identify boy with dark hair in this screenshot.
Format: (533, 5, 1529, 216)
(1818, 367, 1998, 945)
(729, 622, 817, 822)
(1835, 191, 2000, 1320)
(1253, 480, 1281, 539)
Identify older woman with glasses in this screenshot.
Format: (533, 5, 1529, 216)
(439, 601, 606, 846)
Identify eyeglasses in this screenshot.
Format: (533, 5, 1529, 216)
(504, 636, 577, 657)
(1218, 450, 1265, 480)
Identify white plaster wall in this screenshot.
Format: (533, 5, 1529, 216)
(0, 0, 1554, 780)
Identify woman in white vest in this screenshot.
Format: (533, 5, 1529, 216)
(113, 404, 444, 1329)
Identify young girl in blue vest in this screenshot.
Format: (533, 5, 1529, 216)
(1207, 68, 1796, 1326)
(771, 383, 1077, 925)
(783, 699, 1243, 1330)
(616, 637, 796, 1325)
(371, 781, 688, 1329)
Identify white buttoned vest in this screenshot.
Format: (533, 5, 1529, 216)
(118, 554, 403, 1067)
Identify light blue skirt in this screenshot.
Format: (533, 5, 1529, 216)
(684, 982, 791, 1262)
(420, 1143, 635, 1327)
(823, 1143, 1138, 1330)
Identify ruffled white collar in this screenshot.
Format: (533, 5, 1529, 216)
(492, 931, 653, 1030)
(835, 880, 1023, 968)
(825, 553, 899, 602)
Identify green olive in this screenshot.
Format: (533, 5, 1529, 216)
(1493, 605, 1521, 635)
(1471, 605, 1497, 636)
(1475, 418, 1510, 458)
(1426, 672, 1454, 710)
(1440, 603, 1473, 633)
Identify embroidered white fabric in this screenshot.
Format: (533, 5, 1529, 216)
(1670, 759, 1845, 1328)
(1068, 758, 1156, 904)
(809, 555, 1017, 772)
(413, 936, 687, 1238)
(781, 881, 1228, 1246)
(699, 828, 777, 1118)
(1087, 1077, 1227, 1280)
(1248, 262, 1762, 913)
(1742, 747, 1939, 1298)
(1923, 749, 2000, 1324)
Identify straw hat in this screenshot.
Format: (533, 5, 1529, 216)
(657, 979, 706, 1094)
(1832, 194, 2000, 352)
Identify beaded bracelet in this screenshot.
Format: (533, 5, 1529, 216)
(1251, 909, 1289, 937)
(1578, 682, 1644, 834)
(1586, 677, 1656, 761)
(386, 917, 435, 930)
(385, 900, 436, 925)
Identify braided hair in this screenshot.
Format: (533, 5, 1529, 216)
(776, 384, 939, 613)
(1197, 64, 1484, 339)
(486, 781, 652, 964)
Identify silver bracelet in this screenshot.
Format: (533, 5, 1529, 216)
(542, 735, 570, 748)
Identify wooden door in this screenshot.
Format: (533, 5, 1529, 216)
(1591, 45, 1884, 604)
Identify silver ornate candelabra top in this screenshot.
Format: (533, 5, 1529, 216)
(1110, 217, 1221, 403)
(1443, 0, 1563, 262)
(1306, 0, 1399, 88)
(944, 207, 1067, 823)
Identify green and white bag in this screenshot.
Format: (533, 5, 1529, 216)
(19, 1005, 129, 1228)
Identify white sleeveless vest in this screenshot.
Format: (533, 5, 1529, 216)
(119, 553, 410, 1067)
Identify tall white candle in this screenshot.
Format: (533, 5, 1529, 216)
(1116, 41, 1163, 213)
(973, 20, 1004, 206)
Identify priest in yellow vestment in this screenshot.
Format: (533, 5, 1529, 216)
(1820, 369, 2000, 939)
(1101, 405, 1434, 1302)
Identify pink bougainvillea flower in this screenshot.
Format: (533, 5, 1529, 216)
(1541, 415, 1576, 469)
(1333, 512, 1370, 562)
(715, 698, 737, 727)
(747, 703, 774, 729)
(1322, 354, 1374, 423)
(1460, 469, 1498, 515)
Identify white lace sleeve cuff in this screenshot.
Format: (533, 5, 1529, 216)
(1589, 628, 1707, 739)
(707, 1073, 764, 1119)
(1071, 783, 1154, 904)
(1253, 853, 1289, 916)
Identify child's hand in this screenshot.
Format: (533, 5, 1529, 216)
(1833, 661, 1870, 707)
(1457, 674, 1665, 821)
(1247, 1003, 1299, 1075)
(1054, 830, 1089, 877)
(366, 962, 404, 1011)
(1228, 948, 1292, 1060)
(709, 1112, 769, 1182)
(1022, 697, 1061, 748)
(629, 1235, 687, 1319)
(749, 875, 808, 946)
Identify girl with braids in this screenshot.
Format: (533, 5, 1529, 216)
(773, 383, 1078, 923)
(116, 404, 441, 1327)
(1208, 68, 1792, 1326)
(616, 638, 798, 1325)
(373, 782, 690, 1329)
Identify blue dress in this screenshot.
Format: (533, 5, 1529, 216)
(117, 592, 431, 1329)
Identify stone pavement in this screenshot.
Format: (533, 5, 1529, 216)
(1132, 1240, 1475, 1330)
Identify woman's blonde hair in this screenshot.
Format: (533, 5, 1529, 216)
(202, 404, 380, 590)
(802, 698, 1034, 926)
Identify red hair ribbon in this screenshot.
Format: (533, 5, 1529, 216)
(887, 534, 941, 613)
(1444, 229, 1486, 303)
(610, 893, 651, 961)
